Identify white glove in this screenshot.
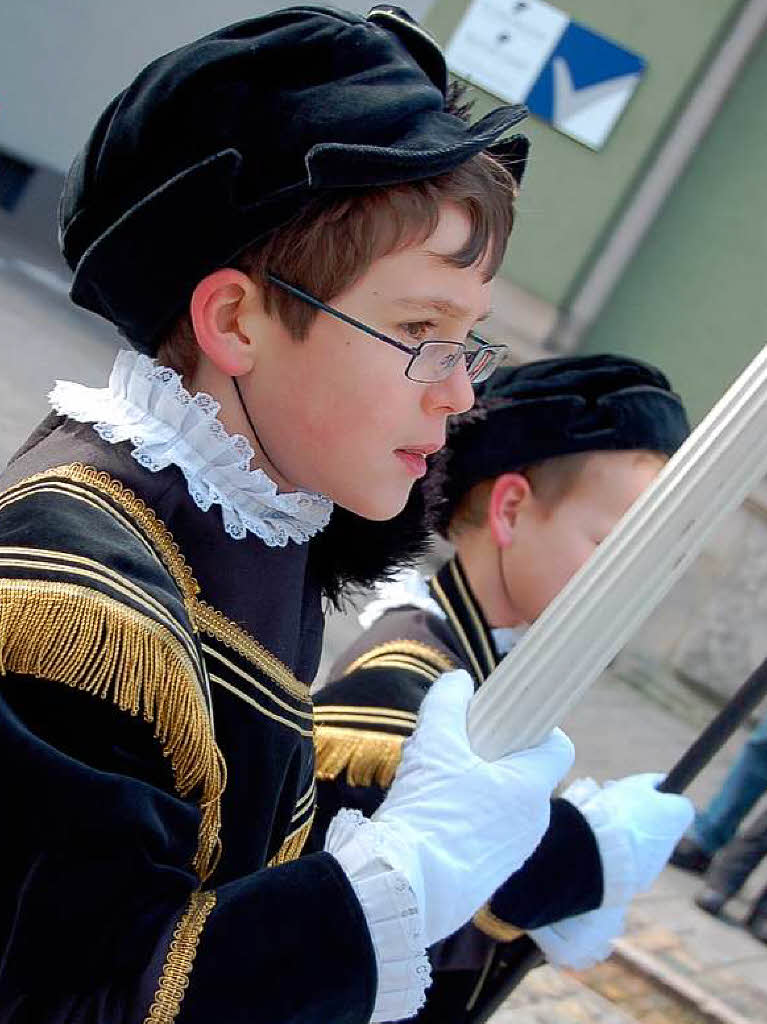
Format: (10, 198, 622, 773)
(568, 773, 694, 905)
(525, 773, 693, 970)
(368, 670, 574, 946)
(530, 905, 626, 970)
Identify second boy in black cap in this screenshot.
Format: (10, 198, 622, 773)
(314, 354, 694, 1022)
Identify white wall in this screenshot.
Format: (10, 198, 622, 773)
(0, 1, 434, 172)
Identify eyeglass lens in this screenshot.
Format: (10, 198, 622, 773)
(407, 342, 502, 384)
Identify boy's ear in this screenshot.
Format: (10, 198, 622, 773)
(488, 473, 530, 547)
(190, 268, 264, 375)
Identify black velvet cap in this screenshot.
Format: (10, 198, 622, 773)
(58, 5, 529, 350)
(428, 354, 690, 535)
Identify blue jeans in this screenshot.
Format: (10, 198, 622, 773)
(691, 711, 767, 854)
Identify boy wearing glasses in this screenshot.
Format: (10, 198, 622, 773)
(314, 355, 694, 1022)
(0, 8, 579, 1024)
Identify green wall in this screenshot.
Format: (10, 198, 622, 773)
(426, 0, 743, 307)
(580, 35, 767, 424)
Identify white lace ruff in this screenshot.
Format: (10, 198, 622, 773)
(491, 624, 528, 656)
(360, 570, 529, 658)
(49, 350, 333, 546)
(326, 809, 431, 1022)
(359, 569, 446, 629)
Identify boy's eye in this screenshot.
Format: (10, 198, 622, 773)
(402, 320, 437, 342)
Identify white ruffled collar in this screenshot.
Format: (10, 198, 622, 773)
(358, 568, 445, 629)
(49, 349, 333, 546)
(358, 567, 529, 656)
(491, 624, 528, 655)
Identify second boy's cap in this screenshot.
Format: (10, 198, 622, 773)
(427, 354, 691, 535)
(58, 5, 528, 350)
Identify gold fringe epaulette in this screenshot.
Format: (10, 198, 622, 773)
(315, 724, 405, 788)
(0, 578, 224, 881)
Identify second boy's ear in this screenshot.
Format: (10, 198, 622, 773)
(190, 268, 266, 376)
(488, 473, 531, 547)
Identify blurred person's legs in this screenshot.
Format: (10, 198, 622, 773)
(673, 713, 767, 873)
(745, 880, 767, 943)
(695, 805, 767, 917)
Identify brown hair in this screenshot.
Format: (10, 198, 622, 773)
(157, 151, 518, 378)
(448, 450, 666, 539)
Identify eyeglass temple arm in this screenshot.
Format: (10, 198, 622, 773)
(266, 273, 417, 357)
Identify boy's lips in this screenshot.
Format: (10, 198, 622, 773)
(394, 442, 443, 478)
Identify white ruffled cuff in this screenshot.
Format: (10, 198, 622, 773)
(561, 778, 637, 908)
(325, 810, 431, 1022)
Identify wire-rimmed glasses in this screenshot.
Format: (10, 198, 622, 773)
(266, 273, 506, 385)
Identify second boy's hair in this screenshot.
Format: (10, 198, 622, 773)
(158, 151, 518, 379)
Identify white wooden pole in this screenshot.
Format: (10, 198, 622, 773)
(468, 345, 767, 761)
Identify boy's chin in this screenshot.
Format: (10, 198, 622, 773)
(335, 482, 412, 522)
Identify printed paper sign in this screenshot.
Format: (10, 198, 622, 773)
(445, 0, 647, 150)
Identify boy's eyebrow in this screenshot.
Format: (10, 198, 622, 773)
(393, 296, 492, 323)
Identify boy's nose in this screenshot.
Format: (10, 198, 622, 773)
(425, 363, 475, 416)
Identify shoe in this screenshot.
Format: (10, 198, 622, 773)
(670, 837, 712, 875)
(746, 909, 767, 944)
(694, 886, 729, 917)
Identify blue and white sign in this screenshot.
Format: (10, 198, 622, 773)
(445, 0, 647, 150)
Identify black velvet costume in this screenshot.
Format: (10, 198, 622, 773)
(312, 556, 605, 1024)
(0, 415, 379, 1024)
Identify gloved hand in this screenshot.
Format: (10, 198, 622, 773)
(530, 905, 626, 970)
(525, 773, 693, 970)
(368, 670, 574, 946)
(567, 773, 694, 904)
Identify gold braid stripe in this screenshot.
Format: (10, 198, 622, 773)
(144, 890, 217, 1024)
(342, 639, 454, 680)
(348, 656, 440, 684)
(0, 578, 223, 881)
(430, 577, 484, 683)
(314, 704, 418, 723)
(448, 559, 497, 675)
(292, 779, 316, 818)
(313, 711, 417, 730)
(197, 606, 310, 703)
(315, 725, 405, 788)
(472, 903, 526, 944)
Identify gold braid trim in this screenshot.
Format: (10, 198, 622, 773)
(430, 577, 484, 683)
(144, 890, 217, 1024)
(267, 812, 316, 867)
(2, 464, 201, 609)
(0, 578, 223, 881)
(195, 600, 310, 702)
(472, 903, 525, 943)
(342, 639, 454, 680)
(315, 725, 405, 788)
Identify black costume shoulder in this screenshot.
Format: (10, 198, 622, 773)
(0, 415, 375, 1024)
